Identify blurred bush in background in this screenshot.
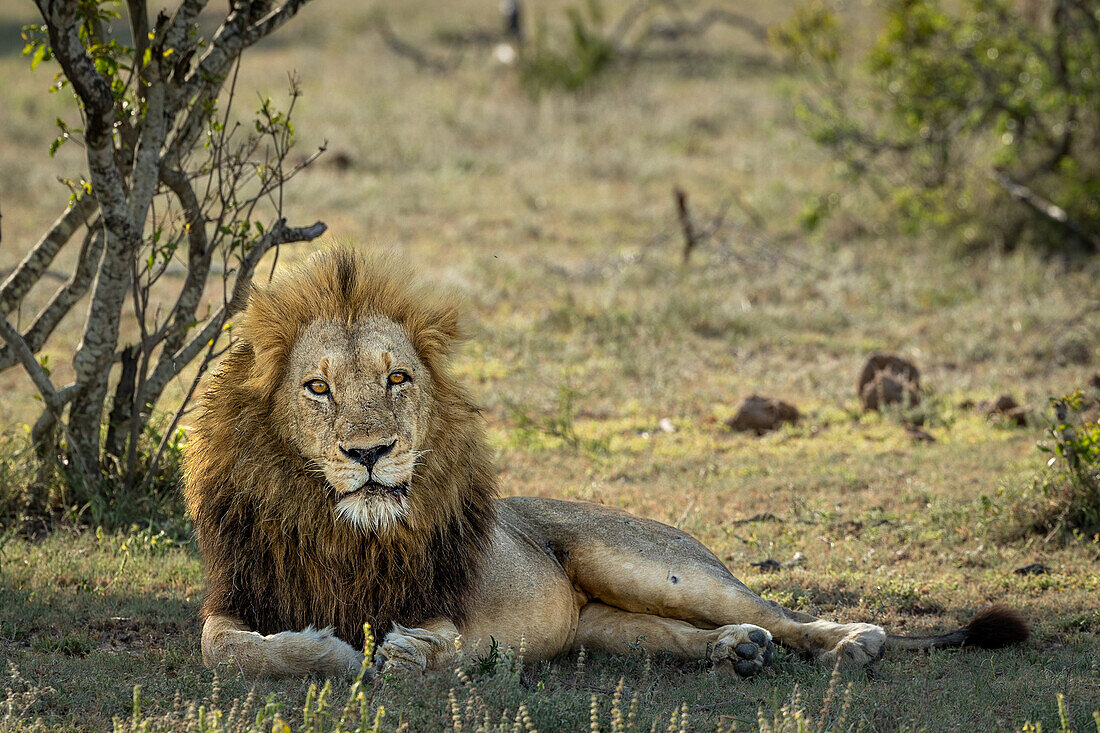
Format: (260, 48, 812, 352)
(775, 0, 1100, 254)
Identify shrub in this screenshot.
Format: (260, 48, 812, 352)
(518, 1, 615, 96)
(774, 0, 1100, 254)
(1006, 391, 1100, 541)
(0, 413, 189, 535)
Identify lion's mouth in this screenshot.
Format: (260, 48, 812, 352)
(336, 479, 409, 501)
(333, 478, 411, 533)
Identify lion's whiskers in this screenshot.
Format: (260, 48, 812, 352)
(408, 449, 433, 484)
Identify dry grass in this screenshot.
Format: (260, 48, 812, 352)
(1, 0, 1099, 730)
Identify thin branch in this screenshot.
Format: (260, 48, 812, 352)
(989, 169, 1099, 252)
(0, 314, 63, 422)
(135, 329, 218, 498)
(163, 1, 319, 175)
(374, 14, 460, 73)
(155, 165, 212, 355)
(0, 195, 97, 316)
(609, 0, 662, 45)
(674, 186, 698, 264)
(610, 0, 767, 48)
(640, 8, 767, 45)
(0, 223, 105, 372)
(138, 219, 326, 408)
(171, 0, 317, 111)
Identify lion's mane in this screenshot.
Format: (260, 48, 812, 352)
(183, 251, 498, 648)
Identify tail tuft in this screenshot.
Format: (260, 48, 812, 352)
(962, 604, 1030, 649)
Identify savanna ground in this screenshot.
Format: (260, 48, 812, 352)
(1, 1, 1099, 730)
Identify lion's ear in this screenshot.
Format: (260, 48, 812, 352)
(235, 289, 299, 398)
(430, 298, 463, 341)
(413, 295, 464, 362)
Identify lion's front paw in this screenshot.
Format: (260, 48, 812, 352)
(375, 624, 459, 675)
(710, 624, 775, 679)
(816, 623, 886, 669)
(299, 627, 366, 678)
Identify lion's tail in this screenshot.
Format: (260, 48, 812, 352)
(885, 604, 1030, 651)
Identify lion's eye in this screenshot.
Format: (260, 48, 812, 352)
(388, 371, 410, 386)
(305, 379, 330, 396)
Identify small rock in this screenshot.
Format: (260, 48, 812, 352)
(979, 394, 1029, 427)
(750, 559, 782, 572)
(862, 372, 921, 411)
(989, 394, 1020, 412)
(492, 43, 517, 65)
(726, 395, 800, 435)
(750, 552, 806, 573)
(658, 418, 676, 433)
(858, 353, 921, 412)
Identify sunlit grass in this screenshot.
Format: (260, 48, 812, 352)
(0, 0, 1097, 729)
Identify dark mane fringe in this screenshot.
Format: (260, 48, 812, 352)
(183, 250, 498, 648)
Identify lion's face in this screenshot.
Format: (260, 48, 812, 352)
(281, 315, 433, 533)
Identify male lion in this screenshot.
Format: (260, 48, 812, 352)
(185, 250, 1027, 679)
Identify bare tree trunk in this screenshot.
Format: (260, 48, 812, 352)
(0, 0, 328, 505)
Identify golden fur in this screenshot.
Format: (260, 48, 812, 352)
(184, 252, 497, 651)
(186, 250, 1027, 680)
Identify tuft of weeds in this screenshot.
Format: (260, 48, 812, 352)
(1, 663, 54, 731)
(5, 658, 1084, 733)
(1002, 392, 1100, 542)
(0, 413, 191, 538)
(0, 431, 35, 528)
(506, 385, 611, 458)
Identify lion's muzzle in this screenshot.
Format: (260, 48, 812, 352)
(339, 440, 396, 472)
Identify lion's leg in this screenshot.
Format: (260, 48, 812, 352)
(572, 543, 884, 668)
(201, 614, 364, 679)
(575, 546, 884, 667)
(508, 497, 885, 667)
(375, 618, 460, 674)
(574, 602, 775, 678)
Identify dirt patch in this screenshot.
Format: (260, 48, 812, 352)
(89, 617, 191, 653)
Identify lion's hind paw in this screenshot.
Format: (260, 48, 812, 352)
(711, 624, 775, 678)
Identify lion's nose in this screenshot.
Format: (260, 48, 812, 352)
(340, 441, 396, 471)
